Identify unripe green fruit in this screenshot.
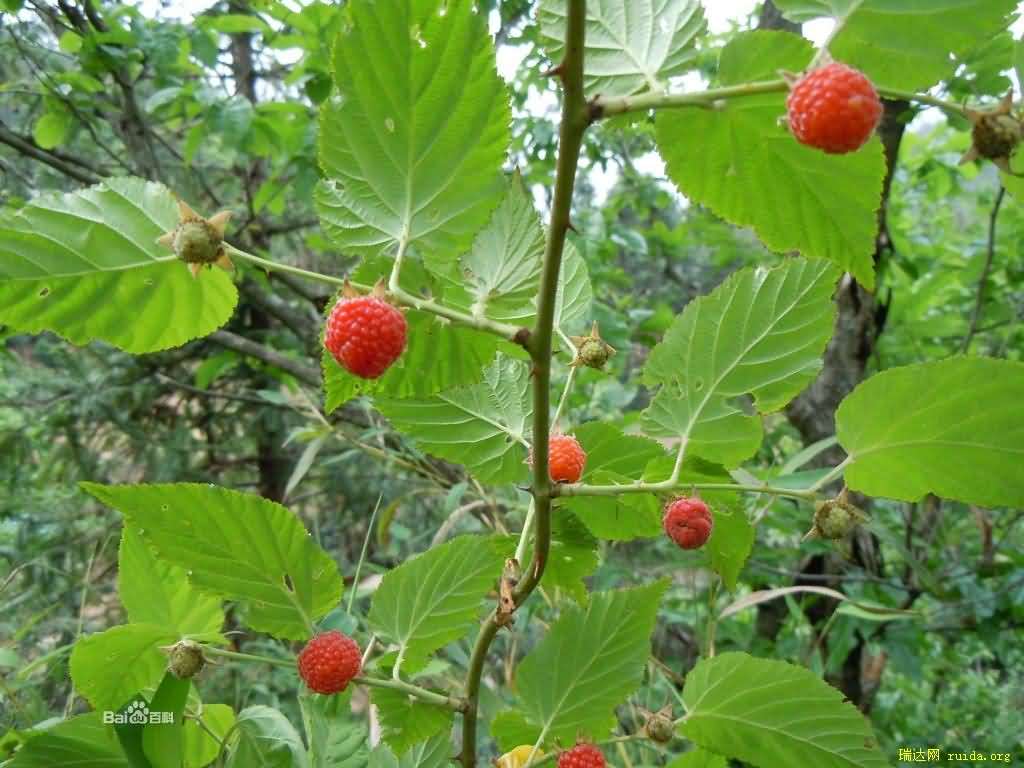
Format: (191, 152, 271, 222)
(172, 219, 224, 265)
(167, 640, 206, 679)
(576, 336, 615, 369)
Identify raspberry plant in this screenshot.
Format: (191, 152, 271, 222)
(1, 1, 1022, 767)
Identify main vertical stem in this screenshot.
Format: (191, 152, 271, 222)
(460, 4, 589, 766)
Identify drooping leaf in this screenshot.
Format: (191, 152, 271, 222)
(367, 736, 451, 768)
(774, 0, 1019, 91)
(316, 0, 509, 257)
(514, 580, 668, 745)
(680, 652, 887, 768)
(300, 693, 370, 768)
(835, 357, 1024, 507)
(373, 688, 452, 756)
(655, 32, 884, 288)
(376, 357, 532, 484)
(552, 241, 593, 336)
(368, 536, 503, 670)
(705, 499, 754, 591)
(0, 177, 237, 353)
(9, 714, 128, 768)
(119, 527, 224, 638)
(83, 483, 342, 640)
(642, 258, 839, 466)
(227, 706, 309, 768)
(539, 0, 707, 97)
(142, 672, 191, 768)
(69, 623, 175, 711)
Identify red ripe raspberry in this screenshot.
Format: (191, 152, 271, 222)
(558, 744, 605, 768)
(785, 62, 882, 154)
(541, 434, 586, 483)
(663, 497, 713, 550)
(297, 631, 361, 694)
(324, 295, 407, 379)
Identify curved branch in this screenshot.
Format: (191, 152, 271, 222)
(961, 184, 1006, 353)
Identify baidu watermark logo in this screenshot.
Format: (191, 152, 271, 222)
(103, 700, 174, 726)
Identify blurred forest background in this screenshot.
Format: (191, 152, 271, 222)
(1, 0, 1022, 760)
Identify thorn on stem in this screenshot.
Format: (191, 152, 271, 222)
(542, 63, 565, 79)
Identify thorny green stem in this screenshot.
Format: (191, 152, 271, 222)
(460, 2, 589, 765)
(201, 646, 464, 710)
(227, 244, 526, 345)
(593, 79, 971, 120)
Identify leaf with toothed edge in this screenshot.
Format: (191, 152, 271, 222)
(0, 177, 237, 353)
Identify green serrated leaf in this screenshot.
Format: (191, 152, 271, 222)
(440, 176, 544, 324)
(836, 357, 1024, 507)
(642, 258, 839, 466)
(227, 706, 309, 768)
(490, 710, 543, 755)
(514, 580, 668, 745)
(539, 0, 706, 97)
(183, 704, 235, 768)
(119, 527, 224, 638)
(656, 32, 884, 288)
(9, 714, 128, 768)
(680, 652, 887, 768)
(323, 309, 499, 413)
(316, 0, 509, 258)
(775, 0, 1019, 91)
(70, 623, 175, 712)
(368, 736, 450, 768)
(373, 688, 452, 756)
(706, 500, 754, 591)
(0, 178, 238, 353)
(377, 357, 532, 484)
(368, 536, 503, 670)
(83, 483, 342, 640)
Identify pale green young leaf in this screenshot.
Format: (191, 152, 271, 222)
(373, 689, 452, 756)
(441, 176, 545, 325)
(9, 714, 128, 768)
(655, 32, 885, 288)
(227, 706, 309, 768)
(514, 580, 668, 745)
(316, 0, 509, 257)
(368, 536, 504, 670)
(32, 111, 71, 149)
(0, 177, 238, 353)
(323, 309, 499, 413)
(82, 483, 342, 640)
(376, 357, 532, 484)
(836, 357, 1024, 507)
(539, 0, 707, 97)
(183, 704, 236, 768)
(69, 623, 175, 711)
(680, 652, 887, 768)
(642, 258, 839, 466)
(775, 0, 1019, 91)
(119, 527, 224, 638)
